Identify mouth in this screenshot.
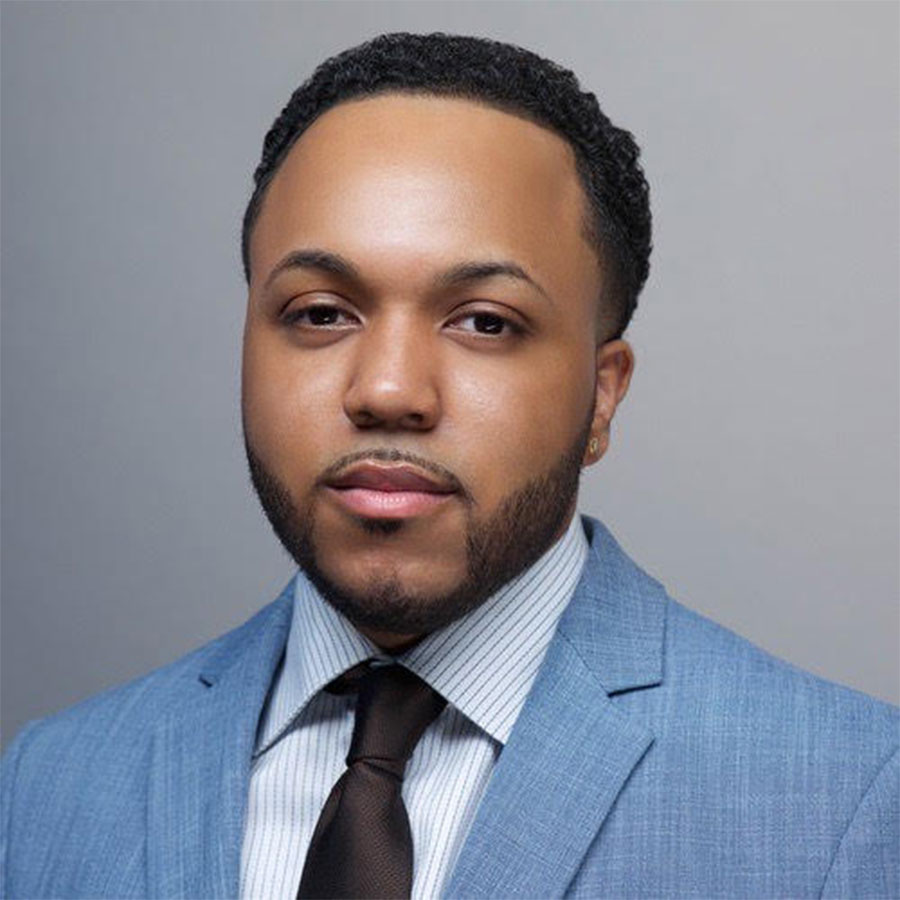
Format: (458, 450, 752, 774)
(324, 462, 457, 520)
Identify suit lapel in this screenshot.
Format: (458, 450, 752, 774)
(143, 516, 665, 898)
(444, 636, 653, 899)
(446, 517, 667, 899)
(147, 583, 294, 899)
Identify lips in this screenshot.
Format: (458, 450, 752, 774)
(325, 463, 455, 519)
(327, 464, 454, 494)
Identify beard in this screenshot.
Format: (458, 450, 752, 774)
(243, 412, 592, 637)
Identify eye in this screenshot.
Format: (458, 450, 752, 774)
(282, 304, 359, 329)
(448, 311, 523, 338)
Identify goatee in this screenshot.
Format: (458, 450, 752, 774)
(244, 415, 591, 636)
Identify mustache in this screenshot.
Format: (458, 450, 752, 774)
(317, 448, 472, 503)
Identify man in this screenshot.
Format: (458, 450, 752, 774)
(2, 31, 897, 900)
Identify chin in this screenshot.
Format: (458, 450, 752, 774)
(303, 542, 485, 635)
(318, 507, 464, 570)
(325, 551, 465, 604)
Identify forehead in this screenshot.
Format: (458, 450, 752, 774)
(250, 93, 598, 296)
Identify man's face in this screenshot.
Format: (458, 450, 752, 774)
(242, 94, 631, 646)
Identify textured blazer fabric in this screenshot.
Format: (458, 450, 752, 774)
(2, 516, 898, 898)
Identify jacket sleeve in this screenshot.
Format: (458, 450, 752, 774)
(1, 721, 40, 900)
(820, 748, 900, 899)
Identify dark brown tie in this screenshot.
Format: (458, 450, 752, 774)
(297, 664, 446, 900)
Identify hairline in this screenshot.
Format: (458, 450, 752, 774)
(242, 86, 618, 340)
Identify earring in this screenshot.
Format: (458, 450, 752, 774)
(588, 437, 599, 455)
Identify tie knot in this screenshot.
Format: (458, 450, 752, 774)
(346, 665, 446, 771)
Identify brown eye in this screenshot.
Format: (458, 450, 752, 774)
(449, 311, 522, 337)
(283, 305, 357, 328)
(472, 313, 506, 334)
(307, 307, 341, 326)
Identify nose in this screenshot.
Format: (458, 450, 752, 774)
(342, 315, 441, 432)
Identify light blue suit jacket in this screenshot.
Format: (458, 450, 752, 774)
(2, 517, 898, 898)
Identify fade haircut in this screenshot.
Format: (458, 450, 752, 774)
(241, 32, 652, 339)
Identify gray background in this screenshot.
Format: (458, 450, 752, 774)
(2, 1, 898, 747)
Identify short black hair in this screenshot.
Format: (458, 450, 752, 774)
(242, 32, 651, 339)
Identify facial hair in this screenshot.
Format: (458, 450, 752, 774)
(244, 411, 592, 637)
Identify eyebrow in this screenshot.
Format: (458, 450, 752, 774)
(263, 249, 359, 291)
(435, 260, 551, 304)
(263, 248, 552, 304)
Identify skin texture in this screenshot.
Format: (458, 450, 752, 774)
(242, 94, 634, 650)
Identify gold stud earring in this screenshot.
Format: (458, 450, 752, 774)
(588, 437, 599, 455)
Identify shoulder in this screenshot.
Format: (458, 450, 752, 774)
(1, 585, 294, 897)
(659, 601, 898, 894)
(1, 586, 293, 783)
(643, 598, 897, 872)
(662, 596, 897, 749)
(572, 522, 898, 894)
(578, 515, 896, 749)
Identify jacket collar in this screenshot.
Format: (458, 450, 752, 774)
(195, 580, 295, 689)
(445, 514, 667, 898)
(147, 580, 294, 899)
(558, 515, 666, 695)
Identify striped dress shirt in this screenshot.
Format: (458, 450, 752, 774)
(240, 513, 589, 900)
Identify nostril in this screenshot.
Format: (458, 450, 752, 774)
(349, 408, 380, 428)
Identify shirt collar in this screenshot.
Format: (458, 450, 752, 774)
(256, 513, 588, 754)
(401, 513, 588, 744)
(254, 577, 383, 755)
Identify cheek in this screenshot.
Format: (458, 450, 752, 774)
(242, 332, 346, 473)
(443, 355, 593, 505)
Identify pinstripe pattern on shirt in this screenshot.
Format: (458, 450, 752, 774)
(240, 513, 589, 899)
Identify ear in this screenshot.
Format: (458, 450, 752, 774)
(583, 339, 635, 467)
